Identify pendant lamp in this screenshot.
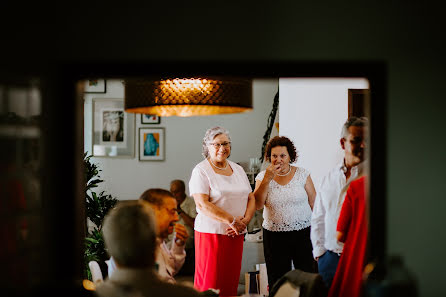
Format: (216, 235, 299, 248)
(124, 77, 252, 117)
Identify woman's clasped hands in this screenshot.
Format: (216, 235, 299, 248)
(225, 216, 247, 237)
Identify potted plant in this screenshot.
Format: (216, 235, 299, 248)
(83, 153, 118, 280)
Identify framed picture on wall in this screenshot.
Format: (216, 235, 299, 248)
(92, 98, 135, 157)
(84, 79, 107, 93)
(139, 127, 165, 161)
(141, 114, 161, 124)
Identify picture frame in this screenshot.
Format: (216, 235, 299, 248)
(84, 79, 107, 93)
(92, 98, 135, 157)
(141, 114, 161, 124)
(139, 127, 165, 161)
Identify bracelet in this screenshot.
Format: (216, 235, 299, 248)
(229, 216, 236, 227)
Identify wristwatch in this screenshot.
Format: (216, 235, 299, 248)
(175, 238, 185, 246)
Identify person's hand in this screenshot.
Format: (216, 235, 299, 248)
(264, 163, 282, 181)
(225, 228, 237, 237)
(226, 216, 246, 237)
(174, 223, 188, 246)
(241, 215, 251, 227)
(233, 216, 247, 233)
(315, 251, 326, 262)
(225, 215, 251, 237)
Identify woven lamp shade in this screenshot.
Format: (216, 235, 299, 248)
(124, 78, 253, 117)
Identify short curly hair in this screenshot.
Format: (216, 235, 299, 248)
(264, 136, 298, 163)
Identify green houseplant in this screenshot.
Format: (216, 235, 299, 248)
(84, 152, 118, 280)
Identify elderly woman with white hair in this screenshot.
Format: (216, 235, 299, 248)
(189, 126, 256, 296)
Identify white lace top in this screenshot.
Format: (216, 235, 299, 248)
(256, 166, 312, 232)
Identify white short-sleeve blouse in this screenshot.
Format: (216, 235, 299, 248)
(189, 159, 252, 235)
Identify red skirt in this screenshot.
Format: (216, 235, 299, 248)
(194, 231, 244, 297)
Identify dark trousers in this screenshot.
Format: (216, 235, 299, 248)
(263, 227, 317, 291)
(317, 250, 340, 289)
(177, 246, 195, 276)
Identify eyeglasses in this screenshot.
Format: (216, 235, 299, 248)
(209, 142, 231, 149)
(161, 206, 180, 215)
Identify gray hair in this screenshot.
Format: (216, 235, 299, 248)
(103, 201, 157, 268)
(202, 126, 231, 158)
(341, 116, 369, 138)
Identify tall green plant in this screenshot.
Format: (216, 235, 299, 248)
(260, 91, 279, 161)
(83, 152, 118, 280)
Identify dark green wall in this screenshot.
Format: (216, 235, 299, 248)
(2, 2, 445, 296)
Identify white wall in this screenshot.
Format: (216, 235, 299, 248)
(84, 79, 278, 200)
(279, 78, 369, 187)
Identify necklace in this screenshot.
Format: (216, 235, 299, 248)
(209, 158, 228, 170)
(276, 165, 292, 177)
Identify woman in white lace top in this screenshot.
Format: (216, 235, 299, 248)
(254, 136, 317, 290)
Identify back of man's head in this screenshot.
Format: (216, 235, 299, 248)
(103, 201, 156, 268)
(170, 180, 186, 201)
(139, 188, 175, 206)
(170, 180, 185, 192)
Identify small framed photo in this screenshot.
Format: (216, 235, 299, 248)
(84, 79, 107, 93)
(141, 114, 161, 124)
(139, 127, 165, 161)
(92, 98, 135, 157)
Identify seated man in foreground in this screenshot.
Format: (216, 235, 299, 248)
(108, 188, 189, 283)
(96, 201, 200, 297)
